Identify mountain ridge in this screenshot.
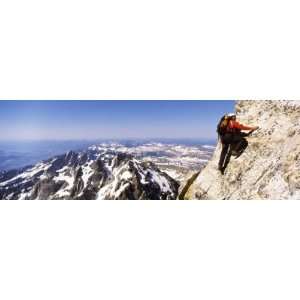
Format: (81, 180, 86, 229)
(0, 148, 179, 200)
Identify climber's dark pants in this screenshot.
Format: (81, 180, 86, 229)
(218, 133, 248, 170)
(219, 143, 232, 171)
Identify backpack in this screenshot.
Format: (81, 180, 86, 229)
(217, 115, 231, 136)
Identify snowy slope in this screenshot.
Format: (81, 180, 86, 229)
(89, 142, 214, 183)
(0, 149, 179, 200)
(184, 100, 300, 200)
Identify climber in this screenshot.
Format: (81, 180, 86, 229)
(217, 113, 259, 175)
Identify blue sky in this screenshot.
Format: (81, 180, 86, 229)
(0, 100, 234, 140)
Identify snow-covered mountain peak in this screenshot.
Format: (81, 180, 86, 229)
(0, 147, 179, 200)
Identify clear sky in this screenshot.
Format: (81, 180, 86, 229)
(0, 100, 235, 140)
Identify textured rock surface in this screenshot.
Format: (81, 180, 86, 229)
(184, 100, 300, 200)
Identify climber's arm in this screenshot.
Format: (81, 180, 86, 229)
(231, 121, 258, 131)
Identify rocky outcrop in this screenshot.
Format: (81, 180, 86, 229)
(177, 171, 200, 200)
(184, 100, 300, 200)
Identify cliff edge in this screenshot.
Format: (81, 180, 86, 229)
(184, 100, 300, 200)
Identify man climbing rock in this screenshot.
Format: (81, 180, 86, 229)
(217, 113, 258, 175)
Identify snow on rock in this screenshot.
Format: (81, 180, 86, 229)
(81, 161, 94, 187)
(0, 149, 179, 200)
(184, 100, 300, 200)
(53, 167, 75, 198)
(97, 158, 178, 200)
(0, 162, 50, 187)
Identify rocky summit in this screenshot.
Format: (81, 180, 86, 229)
(0, 148, 179, 200)
(183, 100, 300, 200)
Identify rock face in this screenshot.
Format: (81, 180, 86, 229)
(0, 148, 179, 200)
(184, 100, 300, 200)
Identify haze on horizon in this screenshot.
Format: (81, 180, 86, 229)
(0, 100, 235, 141)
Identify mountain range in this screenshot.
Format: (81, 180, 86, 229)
(1, 100, 298, 200)
(0, 142, 213, 200)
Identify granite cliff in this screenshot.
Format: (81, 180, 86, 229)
(184, 100, 300, 200)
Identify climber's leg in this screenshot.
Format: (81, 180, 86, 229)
(223, 144, 233, 171)
(230, 133, 245, 156)
(234, 138, 248, 159)
(218, 143, 229, 173)
(238, 138, 248, 152)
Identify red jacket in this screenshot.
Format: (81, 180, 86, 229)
(228, 120, 253, 131)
